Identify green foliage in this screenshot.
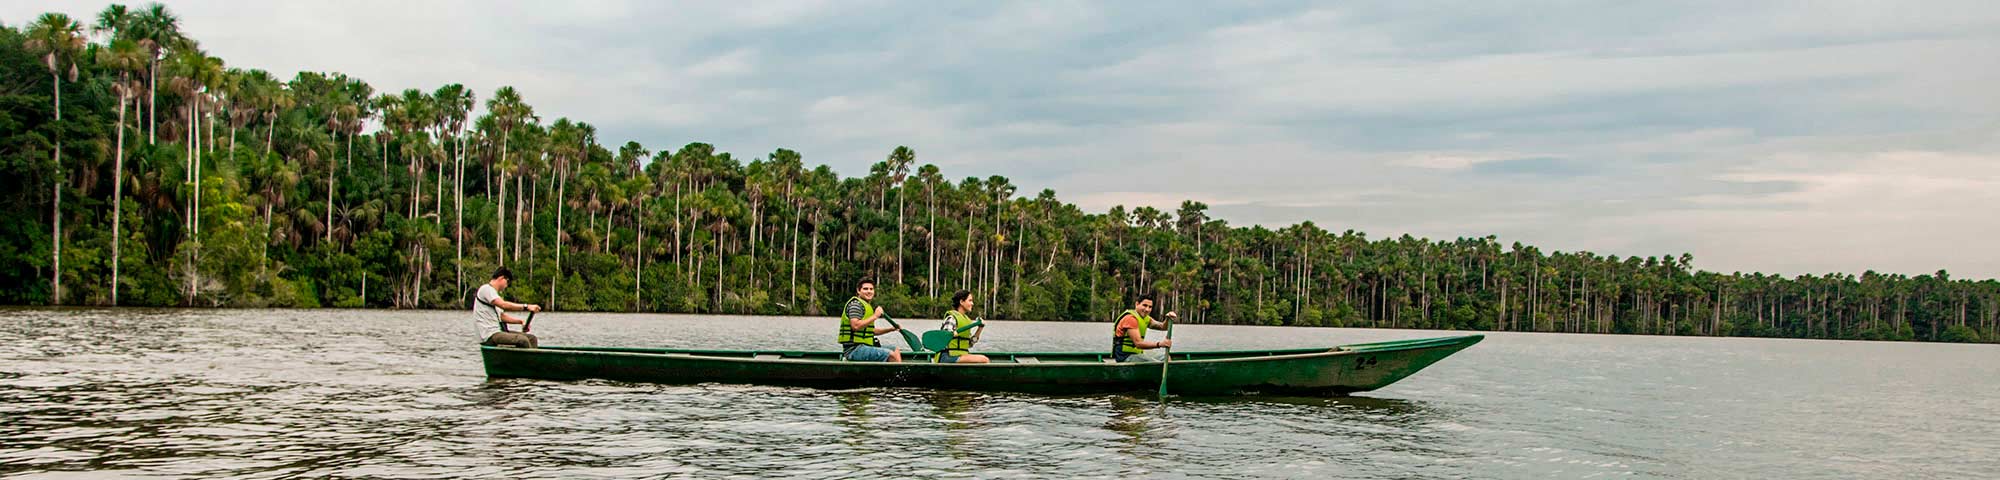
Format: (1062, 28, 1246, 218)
(1940, 325, 1981, 343)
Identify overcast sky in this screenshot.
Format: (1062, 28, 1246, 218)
(10, 1, 2000, 279)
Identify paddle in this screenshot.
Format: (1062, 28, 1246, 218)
(921, 318, 985, 353)
(521, 310, 536, 333)
(879, 315, 927, 353)
(1158, 314, 1176, 400)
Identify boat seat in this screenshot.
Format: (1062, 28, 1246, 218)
(1102, 358, 1117, 364)
(1014, 357, 1039, 364)
(754, 354, 780, 360)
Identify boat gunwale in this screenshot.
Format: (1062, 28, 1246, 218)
(485, 334, 1484, 368)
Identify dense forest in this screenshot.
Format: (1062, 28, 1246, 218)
(4, 5, 1995, 343)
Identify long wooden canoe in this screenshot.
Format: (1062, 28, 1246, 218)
(481, 334, 1482, 395)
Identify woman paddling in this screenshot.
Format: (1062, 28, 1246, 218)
(936, 290, 989, 364)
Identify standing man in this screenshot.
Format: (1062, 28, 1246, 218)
(1111, 294, 1175, 362)
(839, 278, 903, 362)
(474, 267, 542, 348)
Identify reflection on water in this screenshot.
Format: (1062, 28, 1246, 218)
(924, 390, 982, 463)
(1101, 395, 1176, 465)
(3, 308, 1997, 479)
(834, 390, 878, 453)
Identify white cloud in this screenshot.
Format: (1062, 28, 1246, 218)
(1393, 153, 1526, 171)
(685, 49, 760, 78)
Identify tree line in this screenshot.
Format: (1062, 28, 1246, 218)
(5, 4, 1996, 344)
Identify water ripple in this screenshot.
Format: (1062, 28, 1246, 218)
(2, 309, 1995, 479)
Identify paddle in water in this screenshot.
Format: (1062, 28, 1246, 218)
(1158, 312, 1177, 401)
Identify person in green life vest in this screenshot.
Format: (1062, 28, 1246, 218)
(936, 289, 989, 364)
(1111, 293, 1175, 362)
(839, 278, 903, 362)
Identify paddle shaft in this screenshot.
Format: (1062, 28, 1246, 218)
(1158, 321, 1174, 399)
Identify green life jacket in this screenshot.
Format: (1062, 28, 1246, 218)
(837, 296, 879, 347)
(943, 310, 978, 356)
(1111, 309, 1152, 355)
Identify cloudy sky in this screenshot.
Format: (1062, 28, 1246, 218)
(12, 1, 2000, 278)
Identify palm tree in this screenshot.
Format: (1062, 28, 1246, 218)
(698, 186, 743, 311)
(917, 164, 942, 300)
(173, 48, 224, 238)
(509, 124, 548, 263)
(390, 89, 433, 222)
(768, 149, 806, 310)
(483, 86, 533, 265)
(432, 84, 472, 297)
(624, 174, 654, 311)
(99, 38, 147, 305)
(886, 146, 914, 285)
(985, 176, 1016, 307)
(261, 76, 293, 157)
(326, 82, 365, 244)
(544, 118, 579, 307)
(94, 5, 133, 41)
(131, 3, 182, 145)
(26, 13, 85, 305)
(743, 164, 767, 292)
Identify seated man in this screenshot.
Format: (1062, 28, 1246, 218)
(838, 278, 902, 362)
(1111, 294, 1174, 362)
(473, 267, 541, 348)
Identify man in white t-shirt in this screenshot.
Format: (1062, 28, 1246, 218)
(473, 267, 542, 348)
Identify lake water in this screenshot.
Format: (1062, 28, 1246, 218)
(1, 309, 1994, 479)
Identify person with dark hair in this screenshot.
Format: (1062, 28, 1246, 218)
(1111, 293, 1175, 362)
(838, 278, 902, 362)
(935, 290, 989, 364)
(472, 267, 542, 348)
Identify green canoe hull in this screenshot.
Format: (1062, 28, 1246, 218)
(481, 334, 1482, 395)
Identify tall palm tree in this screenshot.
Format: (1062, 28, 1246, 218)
(617, 141, 650, 293)
(769, 150, 805, 311)
(743, 164, 767, 292)
(131, 3, 182, 145)
(26, 13, 86, 305)
(326, 95, 360, 244)
(509, 124, 548, 263)
(258, 74, 293, 157)
(483, 86, 533, 265)
(99, 38, 148, 305)
(94, 4, 133, 41)
(886, 146, 914, 285)
(172, 48, 224, 238)
(432, 83, 472, 296)
(698, 186, 742, 311)
(546, 118, 580, 307)
(985, 176, 1016, 307)
(624, 174, 653, 311)
(916, 163, 941, 299)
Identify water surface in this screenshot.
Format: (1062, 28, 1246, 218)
(1, 309, 1994, 479)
